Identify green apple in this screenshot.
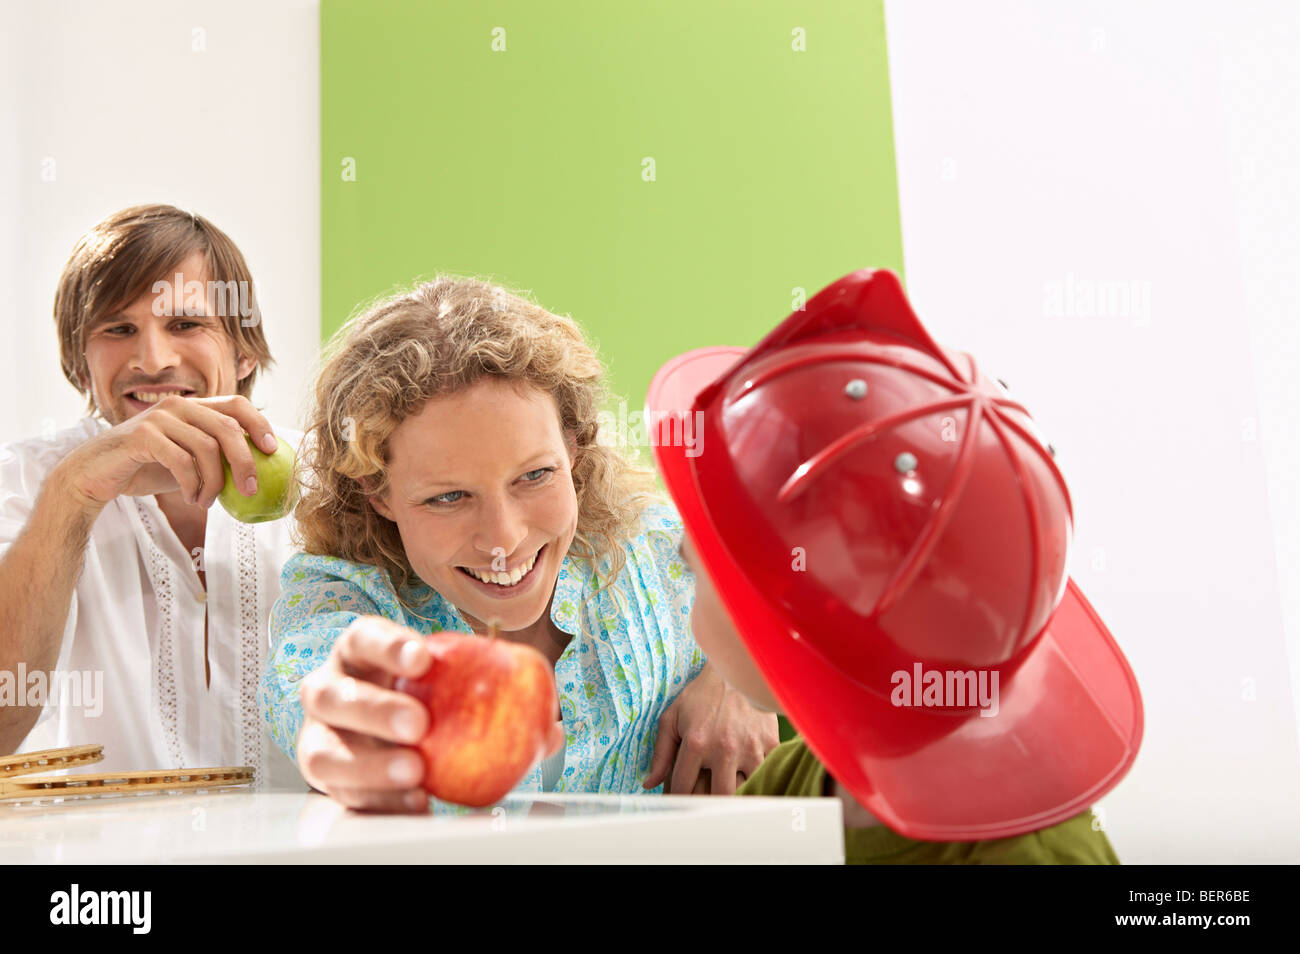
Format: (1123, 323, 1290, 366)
(218, 435, 299, 523)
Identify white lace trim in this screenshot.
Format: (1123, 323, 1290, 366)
(234, 521, 267, 790)
(132, 499, 267, 787)
(131, 499, 184, 767)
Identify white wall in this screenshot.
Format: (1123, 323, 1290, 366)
(0, 0, 320, 440)
(885, 0, 1300, 862)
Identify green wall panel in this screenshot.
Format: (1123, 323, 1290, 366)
(322, 0, 904, 419)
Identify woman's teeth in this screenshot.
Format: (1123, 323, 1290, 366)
(130, 391, 189, 404)
(462, 548, 540, 587)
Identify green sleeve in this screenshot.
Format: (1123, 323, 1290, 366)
(736, 737, 826, 798)
(844, 808, 1120, 865)
(737, 737, 1121, 865)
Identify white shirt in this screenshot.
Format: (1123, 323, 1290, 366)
(0, 415, 306, 791)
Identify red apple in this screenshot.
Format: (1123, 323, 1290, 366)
(395, 633, 559, 807)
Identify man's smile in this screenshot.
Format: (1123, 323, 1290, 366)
(121, 384, 200, 412)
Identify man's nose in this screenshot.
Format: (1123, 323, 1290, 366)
(130, 323, 181, 375)
(473, 494, 530, 563)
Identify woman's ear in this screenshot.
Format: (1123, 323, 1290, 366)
(359, 475, 395, 521)
(564, 428, 579, 465)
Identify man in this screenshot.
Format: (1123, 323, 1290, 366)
(0, 204, 305, 789)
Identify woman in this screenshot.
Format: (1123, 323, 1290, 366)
(259, 277, 778, 811)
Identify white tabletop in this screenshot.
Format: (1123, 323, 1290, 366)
(0, 789, 844, 864)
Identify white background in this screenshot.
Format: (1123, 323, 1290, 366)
(1, 0, 1296, 862)
(0, 0, 320, 437)
(886, 0, 1300, 862)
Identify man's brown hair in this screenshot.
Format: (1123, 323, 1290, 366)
(54, 204, 275, 415)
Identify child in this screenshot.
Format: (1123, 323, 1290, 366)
(646, 269, 1144, 864)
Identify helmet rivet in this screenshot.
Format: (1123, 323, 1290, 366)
(894, 452, 918, 474)
(844, 379, 867, 400)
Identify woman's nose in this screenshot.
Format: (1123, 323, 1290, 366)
(473, 495, 530, 560)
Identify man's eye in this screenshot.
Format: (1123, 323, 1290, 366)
(102, 322, 201, 335)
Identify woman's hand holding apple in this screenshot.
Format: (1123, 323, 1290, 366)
(297, 615, 566, 812)
(296, 616, 437, 812)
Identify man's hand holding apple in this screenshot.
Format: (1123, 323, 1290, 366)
(55, 394, 281, 517)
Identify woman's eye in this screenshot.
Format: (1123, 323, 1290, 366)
(426, 468, 553, 507)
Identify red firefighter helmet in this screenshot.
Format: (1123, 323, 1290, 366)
(647, 268, 1143, 841)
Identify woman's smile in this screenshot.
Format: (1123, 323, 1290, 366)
(455, 542, 548, 599)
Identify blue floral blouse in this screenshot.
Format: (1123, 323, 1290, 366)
(259, 500, 703, 798)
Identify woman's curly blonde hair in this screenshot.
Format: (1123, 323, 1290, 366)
(293, 276, 662, 610)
